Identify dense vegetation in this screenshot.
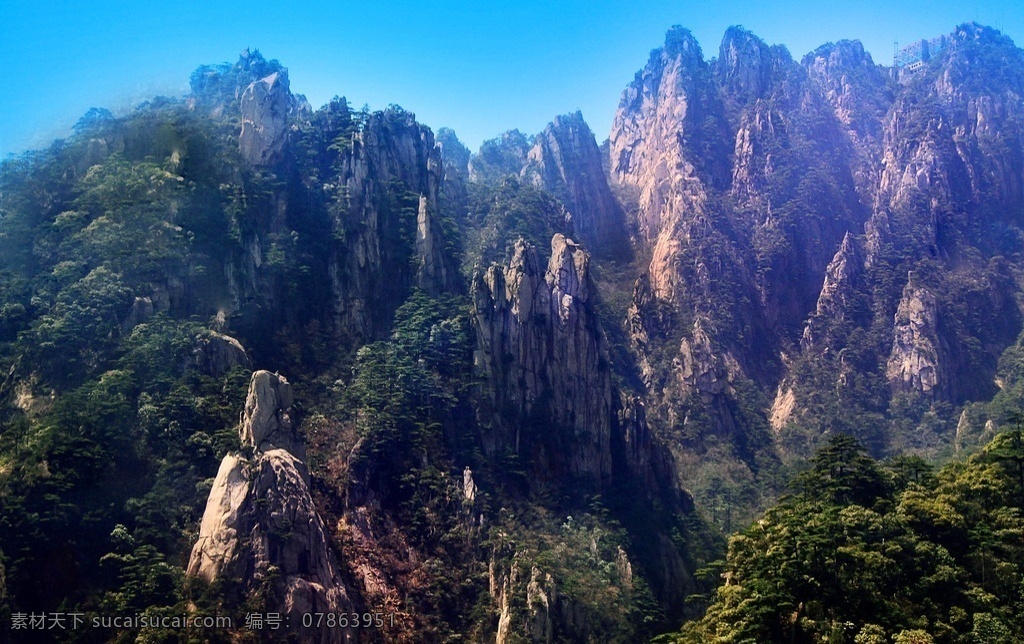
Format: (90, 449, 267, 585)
(665, 432, 1024, 643)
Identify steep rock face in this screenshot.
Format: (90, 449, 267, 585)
(436, 126, 471, 180)
(521, 112, 628, 255)
(802, 232, 864, 350)
(328, 108, 460, 338)
(803, 40, 892, 205)
(472, 234, 612, 482)
(435, 127, 471, 212)
(606, 24, 1024, 466)
(718, 26, 775, 103)
(886, 283, 945, 397)
(609, 27, 728, 244)
(239, 71, 295, 166)
(677, 317, 741, 398)
(189, 48, 283, 118)
(188, 371, 355, 641)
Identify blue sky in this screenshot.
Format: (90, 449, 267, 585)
(1, 0, 1021, 158)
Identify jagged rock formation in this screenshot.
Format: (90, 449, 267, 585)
(609, 27, 729, 246)
(436, 126, 471, 180)
(521, 112, 628, 255)
(886, 283, 945, 397)
(325, 107, 460, 337)
(802, 232, 864, 350)
(239, 71, 295, 166)
(471, 229, 679, 491)
(608, 22, 1024, 473)
(8, 21, 1024, 643)
(488, 544, 634, 644)
(803, 40, 892, 204)
(471, 234, 694, 626)
(189, 48, 285, 118)
(472, 234, 613, 482)
(188, 371, 355, 642)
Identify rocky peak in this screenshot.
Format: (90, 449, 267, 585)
(472, 234, 612, 482)
(188, 371, 355, 641)
(803, 40, 891, 205)
(188, 49, 284, 115)
(802, 39, 890, 130)
(660, 26, 705, 68)
(717, 26, 775, 101)
(327, 106, 460, 338)
(521, 112, 628, 255)
(436, 127, 471, 179)
(609, 26, 727, 241)
(239, 370, 302, 456)
(239, 70, 295, 165)
(610, 26, 711, 182)
(802, 232, 864, 349)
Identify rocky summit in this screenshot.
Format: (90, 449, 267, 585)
(3, 22, 1024, 643)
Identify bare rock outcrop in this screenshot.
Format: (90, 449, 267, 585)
(188, 371, 355, 642)
(802, 232, 863, 350)
(886, 283, 945, 397)
(717, 26, 775, 102)
(609, 26, 727, 244)
(239, 71, 294, 166)
(521, 112, 628, 255)
(328, 108, 460, 339)
(188, 331, 251, 378)
(472, 234, 612, 482)
(803, 40, 891, 205)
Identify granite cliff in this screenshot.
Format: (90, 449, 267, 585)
(188, 371, 356, 642)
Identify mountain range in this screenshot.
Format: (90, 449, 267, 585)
(2, 21, 1024, 643)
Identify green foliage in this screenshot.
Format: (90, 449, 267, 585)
(468, 130, 532, 185)
(460, 176, 568, 275)
(487, 511, 650, 642)
(346, 291, 472, 509)
(669, 433, 1024, 643)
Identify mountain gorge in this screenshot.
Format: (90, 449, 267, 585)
(2, 21, 1024, 643)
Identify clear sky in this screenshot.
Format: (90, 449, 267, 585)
(1, 0, 1021, 158)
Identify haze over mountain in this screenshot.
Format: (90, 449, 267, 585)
(2, 17, 1024, 643)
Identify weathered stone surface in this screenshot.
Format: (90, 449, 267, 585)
(188, 331, 251, 378)
(472, 234, 612, 482)
(677, 317, 741, 398)
(521, 112, 628, 255)
(609, 26, 726, 244)
(188, 371, 354, 642)
(802, 232, 863, 349)
(803, 40, 891, 205)
(718, 26, 774, 102)
(328, 108, 460, 339)
(436, 126, 471, 179)
(886, 283, 944, 396)
(239, 71, 294, 166)
(238, 370, 300, 456)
